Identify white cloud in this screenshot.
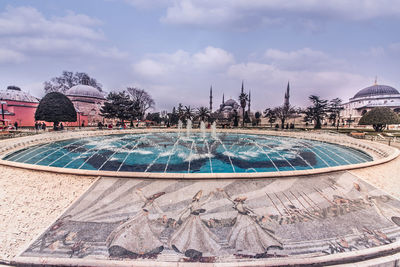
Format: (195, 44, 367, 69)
(0, 6, 126, 63)
(389, 43, 400, 53)
(362, 46, 386, 57)
(123, 0, 173, 8)
(0, 6, 103, 39)
(160, 0, 400, 29)
(264, 48, 346, 71)
(131, 46, 368, 110)
(193, 46, 235, 68)
(133, 46, 234, 78)
(227, 62, 367, 106)
(0, 48, 25, 63)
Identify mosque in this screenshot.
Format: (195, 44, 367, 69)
(341, 79, 400, 126)
(209, 82, 251, 119)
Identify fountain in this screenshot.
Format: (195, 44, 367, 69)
(177, 120, 183, 136)
(186, 119, 192, 138)
(211, 121, 217, 139)
(200, 121, 206, 139)
(2, 131, 374, 174)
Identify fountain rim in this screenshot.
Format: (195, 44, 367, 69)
(0, 128, 398, 179)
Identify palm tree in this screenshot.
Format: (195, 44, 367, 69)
(197, 106, 210, 122)
(177, 103, 184, 121)
(184, 105, 194, 122)
(239, 85, 249, 127)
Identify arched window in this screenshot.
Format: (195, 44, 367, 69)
(361, 110, 368, 116)
(394, 108, 400, 114)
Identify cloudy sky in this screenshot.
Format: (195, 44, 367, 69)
(1, 0, 400, 111)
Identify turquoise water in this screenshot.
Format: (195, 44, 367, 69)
(3, 132, 373, 173)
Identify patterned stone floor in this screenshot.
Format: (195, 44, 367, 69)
(14, 171, 400, 266)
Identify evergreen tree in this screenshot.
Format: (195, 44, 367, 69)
(169, 107, 179, 125)
(254, 111, 261, 126)
(264, 108, 277, 128)
(304, 95, 329, 129)
(359, 107, 400, 132)
(35, 92, 77, 130)
(329, 98, 344, 131)
(100, 91, 133, 124)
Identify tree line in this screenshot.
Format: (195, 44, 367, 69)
(37, 71, 400, 131)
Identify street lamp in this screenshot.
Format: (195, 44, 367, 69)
(1, 101, 6, 120)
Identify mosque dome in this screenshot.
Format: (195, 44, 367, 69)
(352, 84, 399, 99)
(0, 86, 39, 103)
(65, 84, 105, 99)
(224, 99, 239, 107)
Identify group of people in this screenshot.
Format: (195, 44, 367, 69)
(97, 121, 141, 130)
(34, 122, 47, 131)
(106, 188, 283, 259)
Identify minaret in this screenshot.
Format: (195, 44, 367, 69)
(248, 90, 251, 113)
(284, 81, 290, 107)
(374, 76, 378, 85)
(241, 80, 244, 94)
(222, 93, 225, 104)
(209, 85, 213, 111)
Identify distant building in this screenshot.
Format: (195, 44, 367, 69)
(65, 83, 106, 126)
(0, 80, 107, 128)
(214, 82, 250, 119)
(341, 80, 400, 125)
(0, 86, 39, 127)
(217, 95, 240, 119)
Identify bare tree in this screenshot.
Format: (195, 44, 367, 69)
(273, 105, 296, 129)
(44, 71, 102, 94)
(126, 87, 155, 120)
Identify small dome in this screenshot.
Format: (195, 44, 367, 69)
(353, 84, 399, 99)
(65, 84, 105, 99)
(0, 86, 39, 103)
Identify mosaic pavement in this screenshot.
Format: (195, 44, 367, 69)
(15, 172, 400, 265)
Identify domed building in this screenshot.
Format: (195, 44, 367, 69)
(65, 83, 106, 126)
(213, 82, 251, 120)
(0, 86, 39, 127)
(341, 81, 400, 125)
(217, 95, 241, 118)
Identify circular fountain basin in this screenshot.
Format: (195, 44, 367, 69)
(2, 132, 373, 175)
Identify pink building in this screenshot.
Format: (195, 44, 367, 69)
(65, 84, 106, 126)
(0, 86, 39, 127)
(0, 84, 107, 128)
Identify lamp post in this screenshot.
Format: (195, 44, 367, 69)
(0, 101, 6, 120)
